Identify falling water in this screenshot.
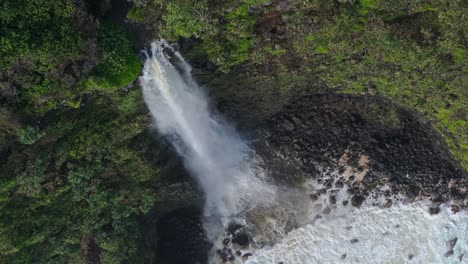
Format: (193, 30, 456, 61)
(140, 40, 275, 239)
(140, 40, 468, 264)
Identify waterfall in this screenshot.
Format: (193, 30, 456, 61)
(139, 41, 275, 239)
(139, 40, 468, 264)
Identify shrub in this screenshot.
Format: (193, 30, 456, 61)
(18, 126, 45, 145)
(86, 20, 141, 89)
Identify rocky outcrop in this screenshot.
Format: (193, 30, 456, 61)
(260, 93, 467, 211)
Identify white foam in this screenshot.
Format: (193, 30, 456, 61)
(140, 41, 276, 241)
(246, 202, 468, 264)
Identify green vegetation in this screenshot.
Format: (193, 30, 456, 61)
(1, 1, 150, 262)
(127, 5, 145, 22)
(84, 20, 142, 90)
(0, 0, 83, 115)
(18, 126, 45, 145)
(0, 0, 81, 69)
(1, 91, 157, 263)
(136, 0, 267, 71)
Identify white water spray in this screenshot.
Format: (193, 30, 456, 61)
(140, 41, 275, 236)
(140, 40, 468, 264)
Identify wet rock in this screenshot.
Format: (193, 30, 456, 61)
(329, 195, 337, 205)
(309, 193, 319, 201)
(217, 248, 235, 262)
(408, 254, 414, 260)
(447, 238, 457, 249)
(260, 94, 466, 208)
(351, 195, 365, 208)
(241, 253, 252, 261)
(342, 200, 349, 206)
(431, 191, 443, 202)
(341, 254, 347, 260)
(451, 204, 461, 213)
(429, 206, 440, 215)
(335, 181, 344, 188)
(445, 249, 454, 257)
(350, 238, 359, 244)
(232, 232, 250, 247)
(227, 223, 243, 235)
(280, 119, 295, 132)
(384, 199, 392, 208)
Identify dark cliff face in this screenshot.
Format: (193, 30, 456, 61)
(156, 207, 210, 264)
(259, 93, 467, 210)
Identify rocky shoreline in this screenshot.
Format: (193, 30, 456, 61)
(154, 93, 467, 263)
(261, 93, 467, 212)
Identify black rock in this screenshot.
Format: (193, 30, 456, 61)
(280, 119, 295, 132)
(351, 195, 365, 207)
(447, 238, 457, 249)
(232, 232, 250, 247)
(430, 206, 440, 215)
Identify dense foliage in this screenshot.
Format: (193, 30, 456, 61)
(84, 20, 142, 89)
(1, 0, 150, 263)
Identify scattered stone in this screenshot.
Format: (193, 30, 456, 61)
(459, 254, 464, 261)
(218, 248, 235, 262)
(342, 200, 349, 206)
(223, 238, 230, 246)
(350, 238, 359, 244)
(309, 193, 319, 201)
(232, 232, 250, 247)
(341, 254, 347, 260)
(335, 181, 344, 188)
(351, 194, 365, 207)
(429, 206, 440, 215)
(322, 207, 331, 215)
(345, 226, 352, 231)
(408, 254, 414, 260)
(431, 191, 443, 202)
(241, 253, 252, 261)
(262, 94, 466, 217)
(451, 204, 460, 213)
(329, 195, 337, 204)
(445, 249, 454, 257)
(447, 238, 457, 249)
(384, 199, 392, 208)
